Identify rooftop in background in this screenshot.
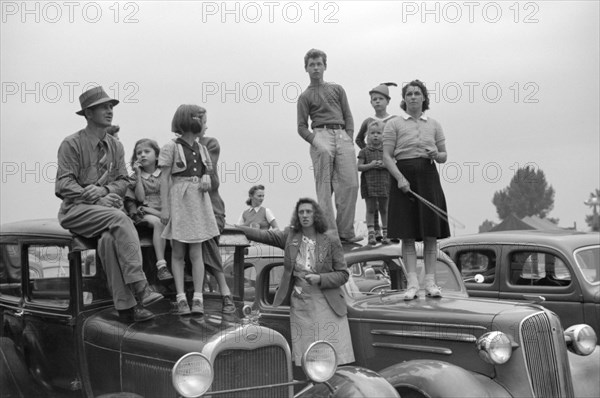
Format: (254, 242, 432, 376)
(490, 214, 567, 232)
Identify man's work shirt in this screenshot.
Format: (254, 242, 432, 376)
(55, 129, 129, 213)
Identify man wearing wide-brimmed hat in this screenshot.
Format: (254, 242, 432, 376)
(55, 86, 162, 322)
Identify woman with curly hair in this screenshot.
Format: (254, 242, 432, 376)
(236, 198, 355, 367)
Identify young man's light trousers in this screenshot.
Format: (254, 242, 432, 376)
(309, 128, 358, 239)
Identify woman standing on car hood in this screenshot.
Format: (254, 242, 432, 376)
(237, 197, 355, 366)
(382, 80, 450, 300)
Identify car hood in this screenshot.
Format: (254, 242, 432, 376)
(83, 300, 281, 363)
(351, 292, 543, 329)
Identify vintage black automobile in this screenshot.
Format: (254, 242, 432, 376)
(440, 230, 600, 336)
(0, 219, 399, 398)
(236, 227, 600, 398)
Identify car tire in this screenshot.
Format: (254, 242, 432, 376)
(0, 337, 44, 398)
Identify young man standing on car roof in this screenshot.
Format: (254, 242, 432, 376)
(55, 86, 162, 322)
(297, 48, 361, 243)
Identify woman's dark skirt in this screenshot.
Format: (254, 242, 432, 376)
(388, 158, 450, 241)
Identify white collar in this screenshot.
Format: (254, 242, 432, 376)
(248, 206, 262, 212)
(402, 113, 428, 121)
(140, 168, 161, 179)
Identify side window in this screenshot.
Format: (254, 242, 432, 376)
(81, 249, 112, 305)
(457, 250, 496, 283)
(354, 261, 390, 280)
(265, 264, 285, 306)
(575, 247, 599, 283)
(0, 243, 21, 299)
(27, 244, 70, 308)
(509, 251, 571, 287)
(351, 262, 363, 277)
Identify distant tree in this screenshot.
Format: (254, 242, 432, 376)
(584, 189, 600, 232)
(478, 219, 497, 233)
(492, 166, 555, 220)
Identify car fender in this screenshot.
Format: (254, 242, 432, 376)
(296, 366, 400, 398)
(379, 360, 510, 398)
(568, 347, 600, 398)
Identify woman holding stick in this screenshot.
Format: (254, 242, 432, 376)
(382, 79, 450, 300)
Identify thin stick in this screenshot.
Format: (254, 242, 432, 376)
(410, 191, 466, 229)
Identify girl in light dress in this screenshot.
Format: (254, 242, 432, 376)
(159, 104, 233, 316)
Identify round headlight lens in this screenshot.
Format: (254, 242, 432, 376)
(565, 324, 597, 355)
(477, 331, 512, 364)
(301, 341, 337, 383)
(172, 353, 213, 397)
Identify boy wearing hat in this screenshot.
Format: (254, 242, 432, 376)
(355, 83, 398, 149)
(297, 48, 360, 243)
(56, 86, 162, 322)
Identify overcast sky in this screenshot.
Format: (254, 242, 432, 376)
(1, 0, 599, 236)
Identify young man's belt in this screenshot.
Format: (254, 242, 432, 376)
(314, 124, 345, 130)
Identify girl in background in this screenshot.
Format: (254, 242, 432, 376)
(238, 185, 279, 230)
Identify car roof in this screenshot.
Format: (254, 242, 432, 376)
(440, 230, 600, 252)
(244, 241, 454, 261)
(1, 219, 251, 246)
(0, 219, 71, 239)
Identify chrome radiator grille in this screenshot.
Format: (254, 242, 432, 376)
(520, 312, 574, 398)
(122, 345, 289, 398)
(211, 345, 289, 398)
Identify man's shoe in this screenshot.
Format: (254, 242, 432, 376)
(118, 306, 155, 322)
(134, 306, 155, 322)
(190, 299, 204, 316)
(340, 235, 362, 244)
(157, 266, 174, 281)
(177, 299, 191, 315)
(136, 283, 163, 306)
(222, 295, 236, 314)
(375, 230, 383, 242)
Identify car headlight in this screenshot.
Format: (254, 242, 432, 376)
(301, 341, 337, 383)
(172, 353, 213, 397)
(565, 324, 597, 355)
(477, 331, 512, 364)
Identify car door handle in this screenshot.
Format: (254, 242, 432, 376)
(522, 295, 545, 304)
(14, 309, 24, 317)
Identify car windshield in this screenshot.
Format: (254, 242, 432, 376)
(574, 246, 600, 284)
